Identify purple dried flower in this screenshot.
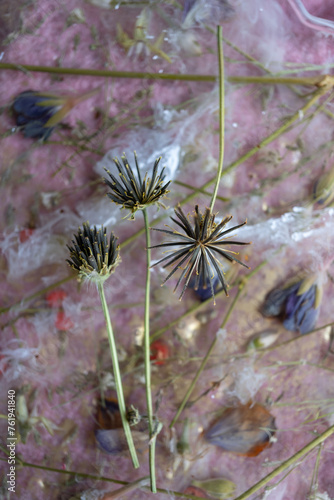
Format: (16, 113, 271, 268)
(262, 276, 322, 335)
(12, 88, 99, 141)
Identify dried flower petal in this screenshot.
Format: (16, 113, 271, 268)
(205, 402, 276, 456)
(313, 167, 334, 206)
(262, 276, 322, 335)
(150, 340, 169, 365)
(12, 88, 99, 141)
(150, 205, 250, 302)
(95, 398, 148, 455)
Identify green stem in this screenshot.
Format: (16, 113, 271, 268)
(1, 459, 201, 499)
(0, 62, 215, 81)
(227, 75, 329, 86)
(97, 282, 139, 469)
(0, 275, 73, 315)
(1, 62, 332, 88)
(210, 25, 225, 212)
(170, 284, 241, 428)
(233, 425, 334, 500)
(1, 89, 326, 320)
(169, 260, 267, 428)
(178, 86, 328, 204)
(142, 208, 157, 493)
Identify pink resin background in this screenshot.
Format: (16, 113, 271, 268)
(1, 1, 334, 499)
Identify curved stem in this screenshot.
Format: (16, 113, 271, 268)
(97, 282, 139, 469)
(210, 25, 225, 212)
(143, 208, 157, 493)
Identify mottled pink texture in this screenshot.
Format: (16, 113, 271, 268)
(1, 1, 334, 500)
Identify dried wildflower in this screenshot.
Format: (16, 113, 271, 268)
(116, 9, 171, 63)
(12, 88, 99, 140)
(205, 402, 276, 456)
(150, 205, 250, 302)
(191, 478, 236, 499)
(262, 275, 322, 335)
(246, 329, 280, 351)
(104, 153, 171, 219)
(95, 398, 148, 455)
(190, 273, 220, 301)
(67, 222, 120, 284)
(313, 166, 334, 206)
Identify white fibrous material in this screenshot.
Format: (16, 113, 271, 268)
(262, 481, 287, 500)
(94, 129, 181, 183)
(226, 363, 267, 404)
(95, 88, 223, 185)
(76, 196, 118, 229)
(1, 339, 39, 382)
(241, 208, 334, 269)
(1, 209, 80, 281)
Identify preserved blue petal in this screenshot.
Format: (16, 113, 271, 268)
(12, 90, 57, 140)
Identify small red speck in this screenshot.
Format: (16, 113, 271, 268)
(19, 228, 35, 243)
(183, 486, 207, 497)
(55, 310, 74, 331)
(46, 290, 67, 308)
(150, 340, 169, 365)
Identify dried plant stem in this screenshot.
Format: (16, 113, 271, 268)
(233, 425, 334, 500)
(170, 285, 240, 428)
(2, 62, 334, 88)
(101, 477, 149, 500)
(180, 86, 328, 203)
(1, 89, 326, 320)
(0, 275, 73, 315)
(210, 25, 225, 212)
(169, 261, 267, 428)
(0, 62, 215, 81)
(7, 459, 201, 499)
(228, 74, 334, 88)
(143, 208, 157, 493)
(97, 282, 139, 469)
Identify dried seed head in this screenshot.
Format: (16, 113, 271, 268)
(150, 204, 250, 303)
(67, 222, 120, 284)
(104, 152, 171, 219)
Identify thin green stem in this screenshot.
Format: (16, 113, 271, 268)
(1, 89, 326, 320)
(228, 75, 329, 86)
(97, 282, 139, 469)
(0, 62, 215, 81)
(169, 284, 241, 428)
(0, 275, 73, 315)
(1, 62, 332, 88)
(142, 208, 157, 493)
(0, 459, 201, 499)
(178, 86, 328, 203)
(210, 25, 225, 212)
(233, 425, 334, 500)
(169, 260, 267, 428)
